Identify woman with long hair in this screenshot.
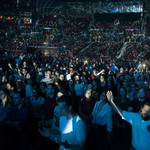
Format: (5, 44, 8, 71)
(0, 88, 11, 111)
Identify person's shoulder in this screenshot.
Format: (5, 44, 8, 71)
(60, 115, 65, 121)
(74, 115, 86, 125)
(123, 110, 139, 118)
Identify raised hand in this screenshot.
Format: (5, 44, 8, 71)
(8, 63, 12, 68)
(106, 91, 113, 103)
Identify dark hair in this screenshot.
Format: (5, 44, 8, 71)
(7, 81, 17, 92)
(116, 87, 129, 109)
(45, 69, 52, 73)
(33, 86, 43, 96)
(1, 89, 11, 107)
(138, 87, 147, 94)
(47, 83, 58, 95)
(107, 75, 114, 85)
(57, 95, 73, 106)
(130, 82, 138, 88)
(14, 91, 25, 99)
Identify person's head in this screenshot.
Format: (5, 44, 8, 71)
(68, 79, 74, 86)
(56, 90, 69, 101)
(46, 83, 57, 97)
(0, 89, 11, 107)
(8, 75, 14, 82)
(92, 79, 97, 86)
(85, 89, 92, 99)
(57, 95, 73, 116)
(138, 87, 146, 100)
(123, 79, 129, 87)
(45, 70, 51, 79)
(23, 61, 27, 66)
(82, 71, 87, 76)
(55, 70, 59, 77)
(2, 75, 8, 82)
(107, 75, 114, 85)
(141, 102, 150, 121)
(100, 74, 106, 83)
(93, 68, 97, 74)
(6, 81, 17, 91)
(120, 67, 124, 73)
(33, 62, 37, 67)
(109, 71, 114, 76)
(13, 91, 25, 106)
(26, 73, 31, 79)
(40, 82, 46, 91)
(130, 82, 138, 93)
(27, 78, 33, 85)
(100, 92, 107, 102)
(82, 77, 89, 84)
(22, 68, 27, 75)
(59, 74, 65, 81)
(119, 87, 127, 98)
(33, 86, 42, 98)
(69, 67, 73, 73)
(119, 75, 124, 82)
(75, 75, 80, 84)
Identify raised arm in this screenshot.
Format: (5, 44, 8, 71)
(8, 63, 18, 74)
(106, 91, 123, 117)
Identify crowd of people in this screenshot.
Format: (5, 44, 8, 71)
(0, 12, 150, 150)
(0, 13, 149, 60)
(0, 51, 150, 150)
